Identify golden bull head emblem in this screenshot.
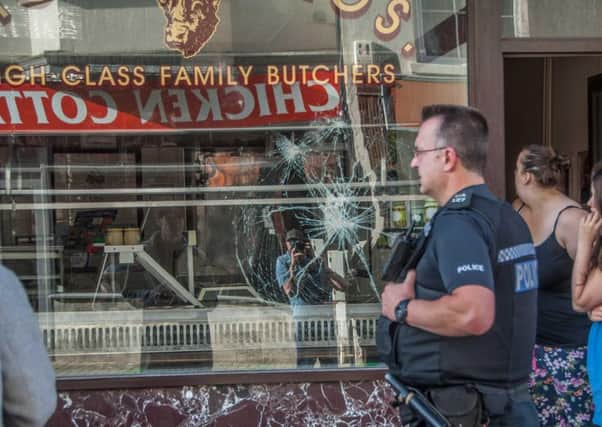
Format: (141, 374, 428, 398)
(156, 0, 222, 58)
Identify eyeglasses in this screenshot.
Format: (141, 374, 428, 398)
(413, 146, 448, 158)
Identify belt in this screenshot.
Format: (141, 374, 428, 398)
(475, 383, 530, 401)
(474, 382, 531, 416)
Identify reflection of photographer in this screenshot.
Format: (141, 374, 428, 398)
(276, 229, 324, 309)
(275, 228, 348, 367)
(276, 229, 347, 311)
(291, 238, 306, 253)
(285, 237, 314, 297)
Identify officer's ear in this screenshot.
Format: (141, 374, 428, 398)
(442, 146, 459, 171)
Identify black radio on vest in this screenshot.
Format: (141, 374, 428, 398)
(381, 221, 417, 282)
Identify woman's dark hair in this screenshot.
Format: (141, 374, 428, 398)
(590, 162, 602, 269)
(519, 144, 570, 188)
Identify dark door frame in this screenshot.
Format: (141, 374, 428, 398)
(467, 0, 602, 199)
(589, 74, 602, 166)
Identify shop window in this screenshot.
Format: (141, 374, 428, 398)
(415, 0, 467, 64)
(0, 0, 467, 377)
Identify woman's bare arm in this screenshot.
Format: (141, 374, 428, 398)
(572, 212, 602, 311)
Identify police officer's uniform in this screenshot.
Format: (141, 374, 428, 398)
(390, 184, 539, 424)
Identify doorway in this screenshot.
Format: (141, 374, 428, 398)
(504, 56, 602, 203)
(589, 73, 602, 165)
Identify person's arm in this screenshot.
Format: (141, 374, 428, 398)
(325, 268, 350, 291)
(406, 285, 494, 336)
(572, 212, 602, 311)
(381, 214, 495, 337)
(381, 272, 495, 336)
(276, 252, 298, 297)
(588, 304, 602, 321)
(573, 267, 602, 312)
(0, 268, 56, 427)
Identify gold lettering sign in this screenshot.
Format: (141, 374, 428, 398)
(330, 0, 371, 17)
(374, 0, 411, 41)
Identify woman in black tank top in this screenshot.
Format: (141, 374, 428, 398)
(514, 145, 596, 426)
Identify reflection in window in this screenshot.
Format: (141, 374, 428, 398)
(0, 0, 467, 377)
(416, 0, 467, 64)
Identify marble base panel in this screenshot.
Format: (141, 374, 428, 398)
(47, 380, 401, 426)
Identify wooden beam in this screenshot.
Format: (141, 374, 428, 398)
(501, 38, 602, 55)
(467, 0, 505, 198)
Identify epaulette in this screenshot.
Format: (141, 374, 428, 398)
(447, 190, 473, 209)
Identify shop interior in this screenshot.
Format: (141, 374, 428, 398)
(0, 126, 427, 314)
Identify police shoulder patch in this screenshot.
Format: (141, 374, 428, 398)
(448, 191, 472, 209)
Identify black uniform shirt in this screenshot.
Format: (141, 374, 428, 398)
(415, 185, 499, 300)
(417, 212, 494, 296)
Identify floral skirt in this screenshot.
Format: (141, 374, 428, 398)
(529, 344, 593, 426)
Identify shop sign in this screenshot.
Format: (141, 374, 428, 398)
(156, 0, 222, 58)
(1, 0, 413, 57)
(154, 0, 411, 58)
(0, 72, 341, 133)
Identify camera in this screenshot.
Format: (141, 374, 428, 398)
(291, 239, 306, 252)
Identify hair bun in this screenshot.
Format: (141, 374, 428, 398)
(520, 145, 568, 187)
(550, 153, 570, 172)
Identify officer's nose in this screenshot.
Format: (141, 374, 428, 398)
(410, 155, 419, 169)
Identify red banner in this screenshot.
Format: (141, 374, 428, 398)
(0, 73, 340, 133)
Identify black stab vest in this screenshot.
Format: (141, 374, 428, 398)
(392, 190, 538, 388)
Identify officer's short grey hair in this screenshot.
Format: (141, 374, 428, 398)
(422, 105, 489, 175)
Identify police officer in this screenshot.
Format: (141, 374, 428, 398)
(381, 105, 539, 426)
